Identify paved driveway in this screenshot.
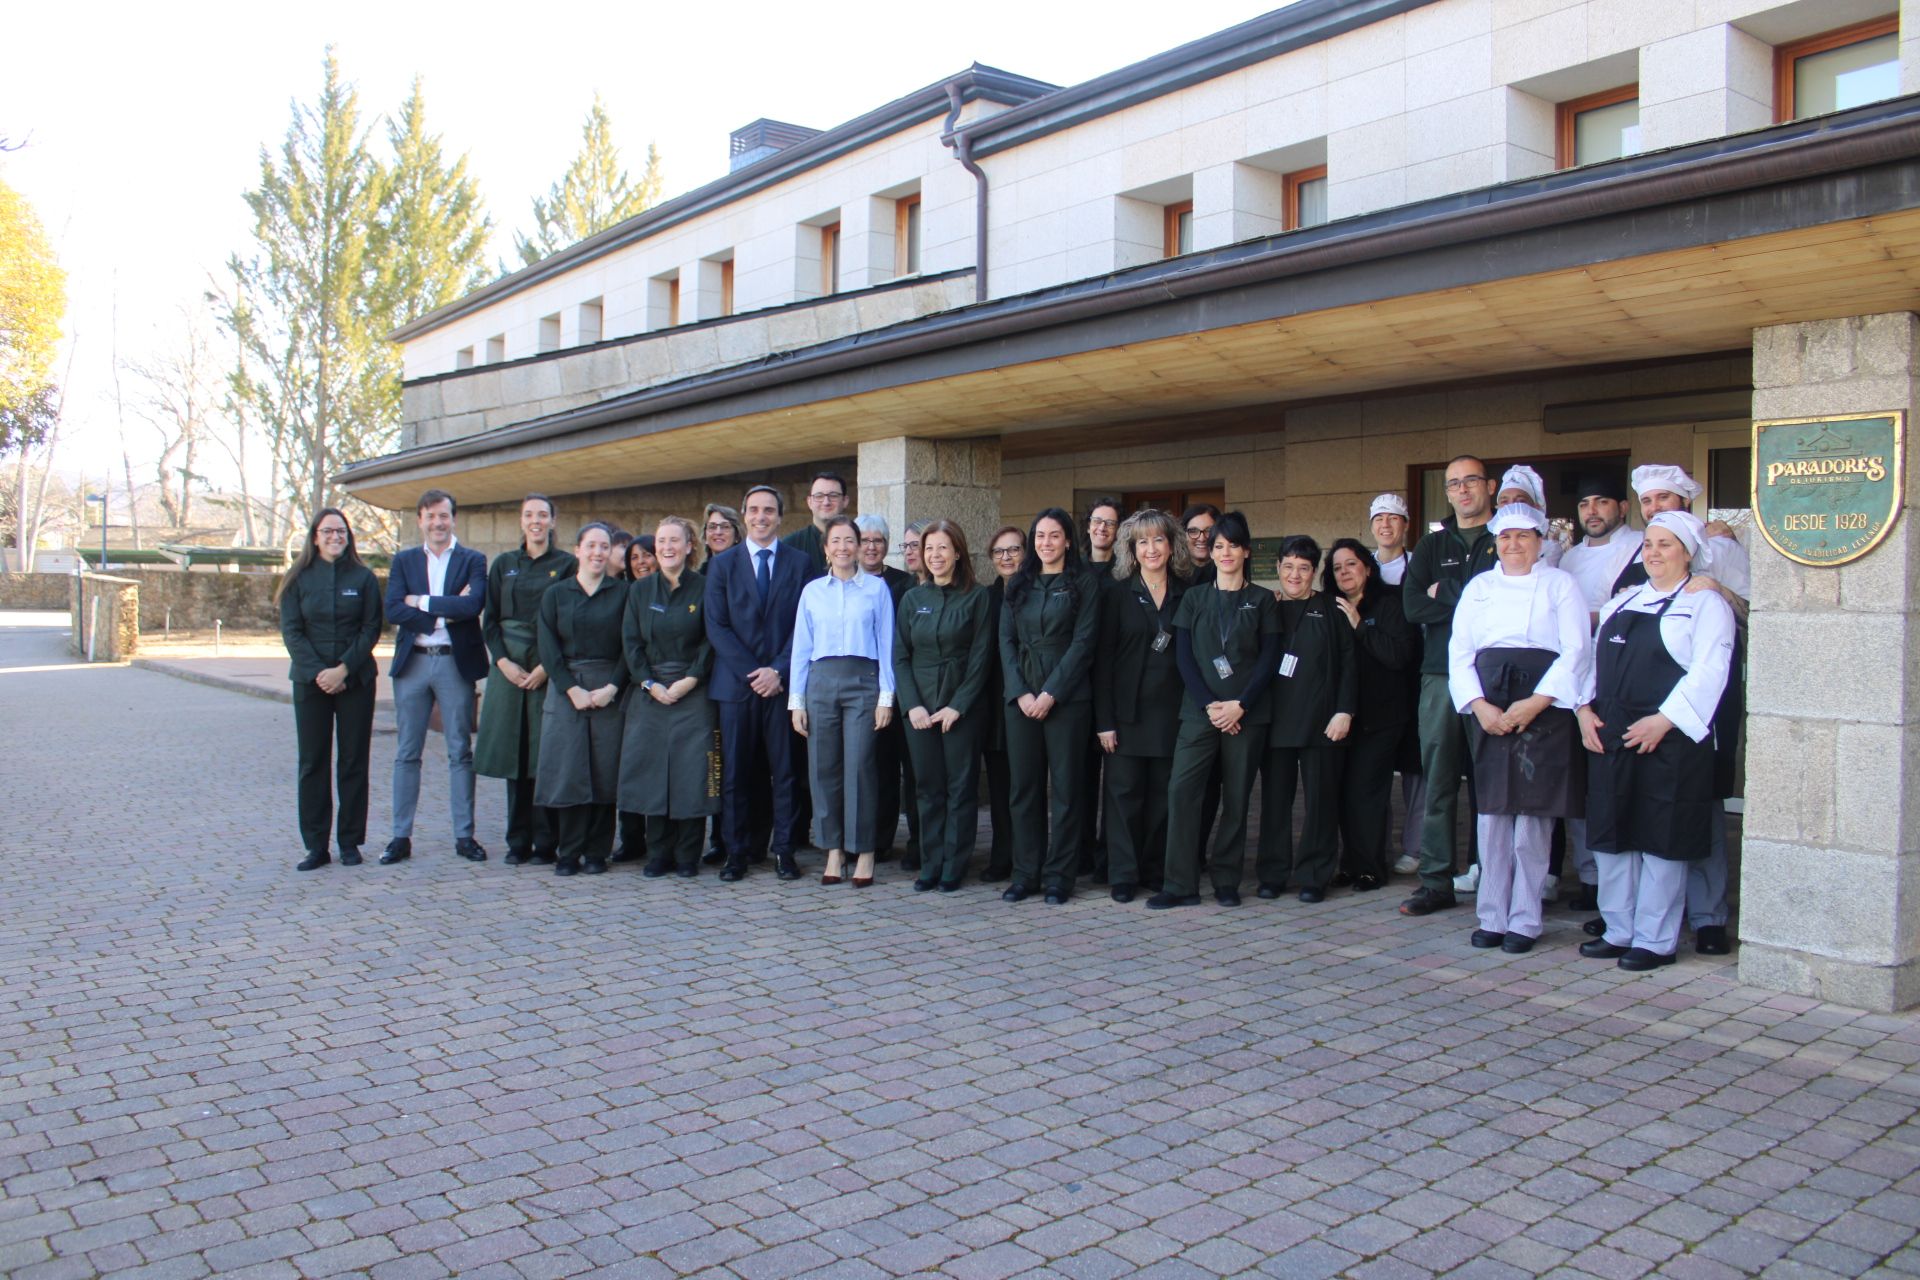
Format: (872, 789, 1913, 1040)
(2, 614, 1917, 1279)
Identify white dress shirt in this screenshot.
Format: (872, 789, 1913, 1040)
(789, 569, 897, 708)
(1448, 562, 1593, 712)
(421, 537, 459, 645)
(1583, 579, 1736, 743)
(1561, 525, 1644, 616)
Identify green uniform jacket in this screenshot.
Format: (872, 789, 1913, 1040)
(1402, 516, 1497, 676)
(1173, 582, 1282, 725)
(894, 581, 993, 717)
(474, 543, 576, 780)
(537, 577, 632, 694)
(279, 559, 383, 690)
(999, 569, 1101, 705)
(623, 569, 714, 685)
(1093, 572, 1189, 754)
(1269, 591, 1359, 749)
(782, 524, 828, 579)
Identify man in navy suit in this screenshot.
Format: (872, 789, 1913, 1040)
(705, 483, 809, 882)
(382, 489, 490, 865)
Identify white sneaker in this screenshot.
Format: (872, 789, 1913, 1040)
(1392, 854, 1419, 876)
(1540, 874, 1560, 901)
(1452, 865, 1480, 894)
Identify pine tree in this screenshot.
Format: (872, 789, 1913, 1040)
(514, 95, 663, 266)
(376, 77, 492, 328)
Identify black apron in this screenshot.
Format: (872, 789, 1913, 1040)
(1614, 551, 1745, 799)
(1463, 646, 1583, 817)
(534, 657, 623, 808)
(617, 660, 722, 819)
(1584, 587, 1716, 861)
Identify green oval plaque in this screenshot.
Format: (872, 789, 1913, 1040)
(1753, 412, 1905, 567)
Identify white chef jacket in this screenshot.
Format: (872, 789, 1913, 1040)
(1562, 525, 1644, 616)
(1581, 578, 1736, 744)
(1448, 563, 1592, 713)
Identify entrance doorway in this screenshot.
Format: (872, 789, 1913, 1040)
(1408, 452, 1628, 533)
(1111, 484, 1227, 518)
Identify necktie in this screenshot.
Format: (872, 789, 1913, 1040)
(755, 548, 771, 600)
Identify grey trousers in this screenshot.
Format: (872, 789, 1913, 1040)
(1688, 808, 1731, 928)
(804, 657, 881, 853)
(392, 652, 477, 841)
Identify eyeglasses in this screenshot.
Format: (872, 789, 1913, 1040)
(704, 521, 732, 532)
(858, 536, 887, 547)
(1184, 526, 1212, 538)
(900, 539, 921, 550)
(809, 491, 844, 502)
(991, 546, 1023, 558)
(1087, 517, 1117, 531)
(1444, 476, 1488, 492)
(316, 527, 349, 539)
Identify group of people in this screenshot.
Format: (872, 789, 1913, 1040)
(278, 454, 1744, 971)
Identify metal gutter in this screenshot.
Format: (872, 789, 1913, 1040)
(942, 85, 991, 304)
(389, 64, 1057, 343)
(340, 98, 1920, 486)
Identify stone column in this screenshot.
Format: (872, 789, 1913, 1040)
(856, 437, 1001, 574)
(1741, 312, 1920, 1011)
(1639, 24, 1771, 153)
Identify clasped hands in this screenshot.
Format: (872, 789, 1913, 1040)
(1471, 692, 1552, 737)
(495, 658, 549, 692)
(567, 683, 620, 712)
(1577, 705, 1673, 755)
(909, 706, 962, 733)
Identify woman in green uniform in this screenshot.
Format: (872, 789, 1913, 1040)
(620, 516, 720, 879)
(475, 494, 576, 867)
(1258, 536, 1356, 902)
(535, 522, 629, 875)
(895, 520, 994, 893)
(979, 525, 1025, 881)
(278, 508, 384, 871)
(1094, 509, 1193, 902)
(999, 507, 1101, 904)
(1150, 512, 1282, 909)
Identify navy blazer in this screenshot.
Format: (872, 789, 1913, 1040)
(704, 539, 808, 703)
(385, 543, 490, 682)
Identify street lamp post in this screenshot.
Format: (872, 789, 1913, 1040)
(85, 494, 106, 571)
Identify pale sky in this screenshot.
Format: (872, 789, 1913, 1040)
(2, 0, 1279, 497)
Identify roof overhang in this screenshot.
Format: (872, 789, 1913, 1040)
(342, 98, 1920, 510)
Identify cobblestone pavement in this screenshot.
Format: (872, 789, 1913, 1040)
(4, 613, 1919, 1280)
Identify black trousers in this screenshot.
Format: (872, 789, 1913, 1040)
(1163, 718, 1264, 896)
(1104, 753, 1171, 889)
(718, 694, 801, 860)
(293, 680, 375, 856)
(1258, 744, 1342, 891)
(647, 815, 705, 870)
(615, 809, 648, 860)
(1079, 735, 1106, 874)
(1336, 726, 1399, 881)
(983, 746, 1013, 876)
(875, 717, 922, 858)
(1004, 699, 1092, 893)
(504, 710, 558, 858)
(556, 804, 615, 867)
(904, 715, 982, 885)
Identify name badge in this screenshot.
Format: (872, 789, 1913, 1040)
(1279, 653, 1299, 678)
(650, 603, 666, 613)
(340, 588, 359, 597)
(1213, 655, 1234, 679)
(505, 568, 519, 577)
(916, 605, 933, 614)
(1151, 629, 1171, 653)
(1239, 600, 1259, 611)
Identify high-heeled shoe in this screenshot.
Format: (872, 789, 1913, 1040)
(851, 853, 875, 888)
(821, 851, 844, 886)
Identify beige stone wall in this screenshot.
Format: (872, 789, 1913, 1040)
(1740, 312, 1920, 1012)
(72, 574, 138, 661)
(0, 572, 75, 610)
(857, 437, 1002, 576)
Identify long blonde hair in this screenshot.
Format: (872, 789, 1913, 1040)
(1111, 509, 1194, 581)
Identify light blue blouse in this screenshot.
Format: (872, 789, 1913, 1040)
(788, 569, 897, 707)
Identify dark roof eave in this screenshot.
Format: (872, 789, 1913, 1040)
(388, 64, 1056, 343)
(339, 97, 1920, 488)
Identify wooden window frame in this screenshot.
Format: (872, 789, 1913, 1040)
(720, 260, 734, 317)
(1554, 85, 1639, 169)
(894, 194, 922, 276)
(820, 221, 841, 295)
(1162, 200, 1193, 258)
(1282, 165, 1329, 231)
(667, 278, 680, 327)
(1774, 15, 1899, 122)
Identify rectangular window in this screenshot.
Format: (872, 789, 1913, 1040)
(1556, 85, 1641, 168)
(1776, 17, 1899, 121)
(820, 221, 841, 295)
(538, 313, 562, 353)
(578, 298, 603, 345)
(1710, 446, 1754, 511)
(720, 260, 735, 317)
(896, 195, 923, 276)
(1283, 166, 1328, 231)
(668, 278, 680, 327)
(455, 346, 474, 370)
(485, 334, 506, 363)
(1162, 201, 1193, 258)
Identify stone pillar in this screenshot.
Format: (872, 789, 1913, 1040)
(856, 437, 1001, 574)
(839, 196, 895, 292)
(1741, 312, 1920, 1011)
(1639, 24, 1771, 153)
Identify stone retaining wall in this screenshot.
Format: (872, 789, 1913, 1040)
(0, 572, 77, 610)
(72, 574, 139, 661)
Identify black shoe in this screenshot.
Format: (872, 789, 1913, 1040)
(455, 838, 487, 862)
(719, 860, 747, 882)
(533, 850, 558, 865)
(1470, 929, 1506, 948)
(642, 859, 672, 878)
(1256, 884, 1283, 900)
(296, 851, 330, 872)
(1110, 884, 1136, 904)
(554, 861, 579, 877)
(775, 855, 801, 882)
(938, 880, 963, 893)
(1331, 873, 1354, 889)
(1399, 886, 1457, 916)
(1044, 890, 1068, 905)
(1215, 888, 1241, 907)
(1580, 938, 1628, 959)
(1353, 874, 1383, 893)
(1001, 884, 1031, 903)
(1501, 934, 1536, 954)
(379, 838, 411, 865)
(1619, 947, 1677, 971)
(914, 879, 938, 892)
(1583, 916, 1606, 937)
(610, 847, 645, 864)
(582, 860, 607, 875)
(338, 847, 362, 867)
(1298, 888, 1325, 904)
(1695, 925, 1731, 955)
(504, 850, 534, 866)
(1147, 892, 1201, 910)
(980, 866, 1012, 884)
(1569, 884, 1599, 912)
(702, 848, 726, 866)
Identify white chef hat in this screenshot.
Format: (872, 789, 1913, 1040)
(1631, 463, 1703, 501)
(1646, 510, 1706, 558)
(1368, 493, 1409, 521)
(1497, 464, 1546, 510)
(1488, 504, 1548, 536)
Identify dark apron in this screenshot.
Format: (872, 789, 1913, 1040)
(474, 618, 543, 780)
(1615, 552, 1745, 799)
(534, 657, 622, 808)
(1585, 589, 1716, 861)
(617, 661, 722, 819)
(1463, 646, 1583, 817)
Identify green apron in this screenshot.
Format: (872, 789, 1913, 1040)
(474, 617, 544, 779)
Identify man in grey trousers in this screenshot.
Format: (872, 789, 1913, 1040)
(382, 489, 490, 864)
